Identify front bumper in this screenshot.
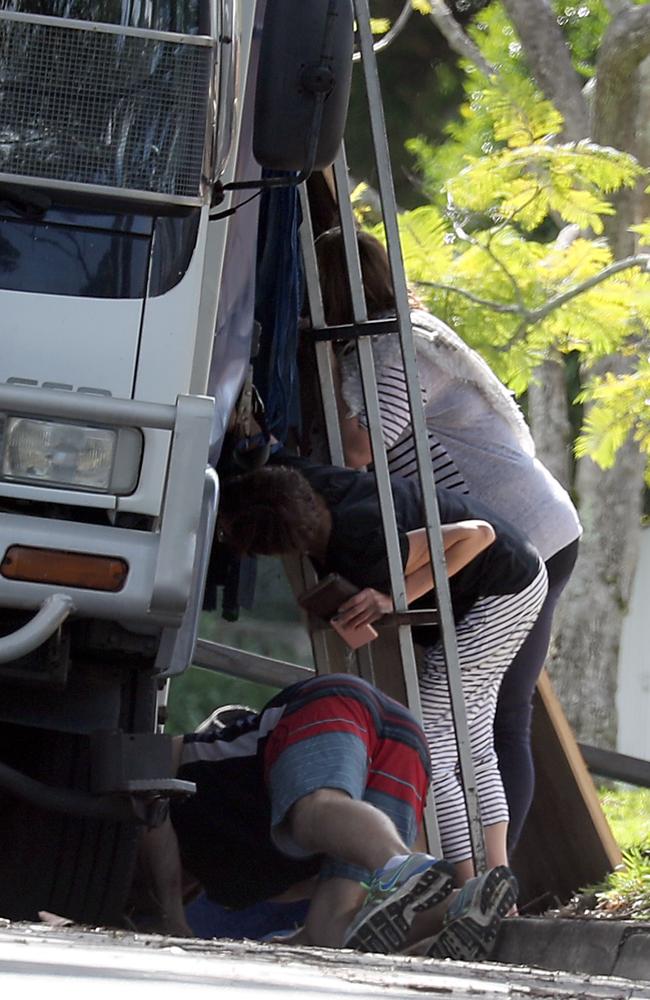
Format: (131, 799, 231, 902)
(0, 385, 215, 659)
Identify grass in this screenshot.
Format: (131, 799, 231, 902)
(590, 843, 650, 921)
(582, 786, 650, 921)
(600, 786, 650, 848)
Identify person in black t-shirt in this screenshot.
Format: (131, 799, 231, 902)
(219, 459, 548, 883)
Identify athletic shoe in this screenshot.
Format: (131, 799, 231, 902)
(426, 865, 518, 963)
(343, 853, 455, 954)
(194, 704, 254, 736)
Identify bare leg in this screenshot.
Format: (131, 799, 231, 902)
(287, 788, 409, 871)
(303, 877, 367, 949)
(286, 789, 450, 949)
(286, 788, 410, 948)
(138, 816, 193, 937)
(453, 820, 509, 884)
(484, 821, 509, 868)
(411, 825, 427, 854)
(404, 894, 457, 950)
(138, 736, 193, 936)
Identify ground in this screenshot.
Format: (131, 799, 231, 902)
(1, 920, 649, 1000)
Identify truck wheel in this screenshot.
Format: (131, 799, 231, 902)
(0, 673, 158, 925)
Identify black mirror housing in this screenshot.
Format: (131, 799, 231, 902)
(253, 0, 354, 173)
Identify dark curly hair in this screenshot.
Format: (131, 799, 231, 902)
(219, 466, 324, 555)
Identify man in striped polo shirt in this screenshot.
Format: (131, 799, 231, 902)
(144, 673, 516, 960)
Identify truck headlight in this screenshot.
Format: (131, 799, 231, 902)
(1, 418, 142, 494)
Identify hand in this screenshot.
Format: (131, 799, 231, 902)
(335, 588, 394, 628)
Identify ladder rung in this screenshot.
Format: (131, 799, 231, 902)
(310, 609, 439, 631)
(311, 318, 398, 342)
(379, 610, 439, 628)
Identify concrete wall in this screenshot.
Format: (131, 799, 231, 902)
(617, 525, 650, 761)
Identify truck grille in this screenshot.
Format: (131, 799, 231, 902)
(0, 13, 214, 205)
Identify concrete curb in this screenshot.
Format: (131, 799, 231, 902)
(494, 917, 650, 981)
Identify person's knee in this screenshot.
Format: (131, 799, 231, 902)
(288, 788, 348, 837)
(493, 700, 533, 744)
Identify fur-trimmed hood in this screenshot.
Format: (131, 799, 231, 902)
(338, 308, 535, 457)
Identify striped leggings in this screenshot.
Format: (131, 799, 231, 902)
(420, 562, 548, 863)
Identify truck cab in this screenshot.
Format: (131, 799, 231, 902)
(0, 0, 353, 924)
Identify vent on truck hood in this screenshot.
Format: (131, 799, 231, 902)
(0, 12, 215, 208)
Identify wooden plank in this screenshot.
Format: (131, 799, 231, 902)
(512, 671, 621, 910)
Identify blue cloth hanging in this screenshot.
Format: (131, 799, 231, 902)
(253, 174, 303, 444)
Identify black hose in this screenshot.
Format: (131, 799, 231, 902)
(0, 760, 141, 824)
(353, 0, 414, 62)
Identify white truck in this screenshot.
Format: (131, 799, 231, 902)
(0, 0, 353, 924)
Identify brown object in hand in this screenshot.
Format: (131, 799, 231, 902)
(330, 615, 378, 650)
(298, 573, 360, 621)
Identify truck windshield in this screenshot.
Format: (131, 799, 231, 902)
(0, 2, 202, 34)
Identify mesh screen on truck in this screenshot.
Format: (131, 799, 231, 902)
(0, 12, 212, 203)
(0, 2, 202, 34)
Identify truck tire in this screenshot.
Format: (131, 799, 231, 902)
(0, 672, 158, 926)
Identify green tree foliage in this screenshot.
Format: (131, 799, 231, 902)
(406, 3, 608, 200)
(576, 359, 650, 474)
(386, 2, 650, 476)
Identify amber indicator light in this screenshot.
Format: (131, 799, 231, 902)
(1, 546, 128, 592)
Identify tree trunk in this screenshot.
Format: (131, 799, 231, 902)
(527, 359, 573, 491)
(499, 0, 589, 140)
(593, 5, 650, 154)
(548, 431, 645, 748)
(634, 56, 650, 240)
(510, 4, 650, 746)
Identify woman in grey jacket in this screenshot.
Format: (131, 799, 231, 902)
(313, 228, 581, 850)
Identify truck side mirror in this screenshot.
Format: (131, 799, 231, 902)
(253, 0, 354, 173)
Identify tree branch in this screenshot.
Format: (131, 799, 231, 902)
(447, 188, 540, 313)
(529, 254, 650, 324)
(500, 0, 590, 141)
(482, 240, 527, 311)
(414, 280, 522, 314)
(427, 0, 495, 79)
(416, 254, 650, 324)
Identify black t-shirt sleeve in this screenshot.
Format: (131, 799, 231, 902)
(331, 521, 410, 593)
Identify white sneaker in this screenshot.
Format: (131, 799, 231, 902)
(427, 865, 518, 962)
(343, 853, 455, 954)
